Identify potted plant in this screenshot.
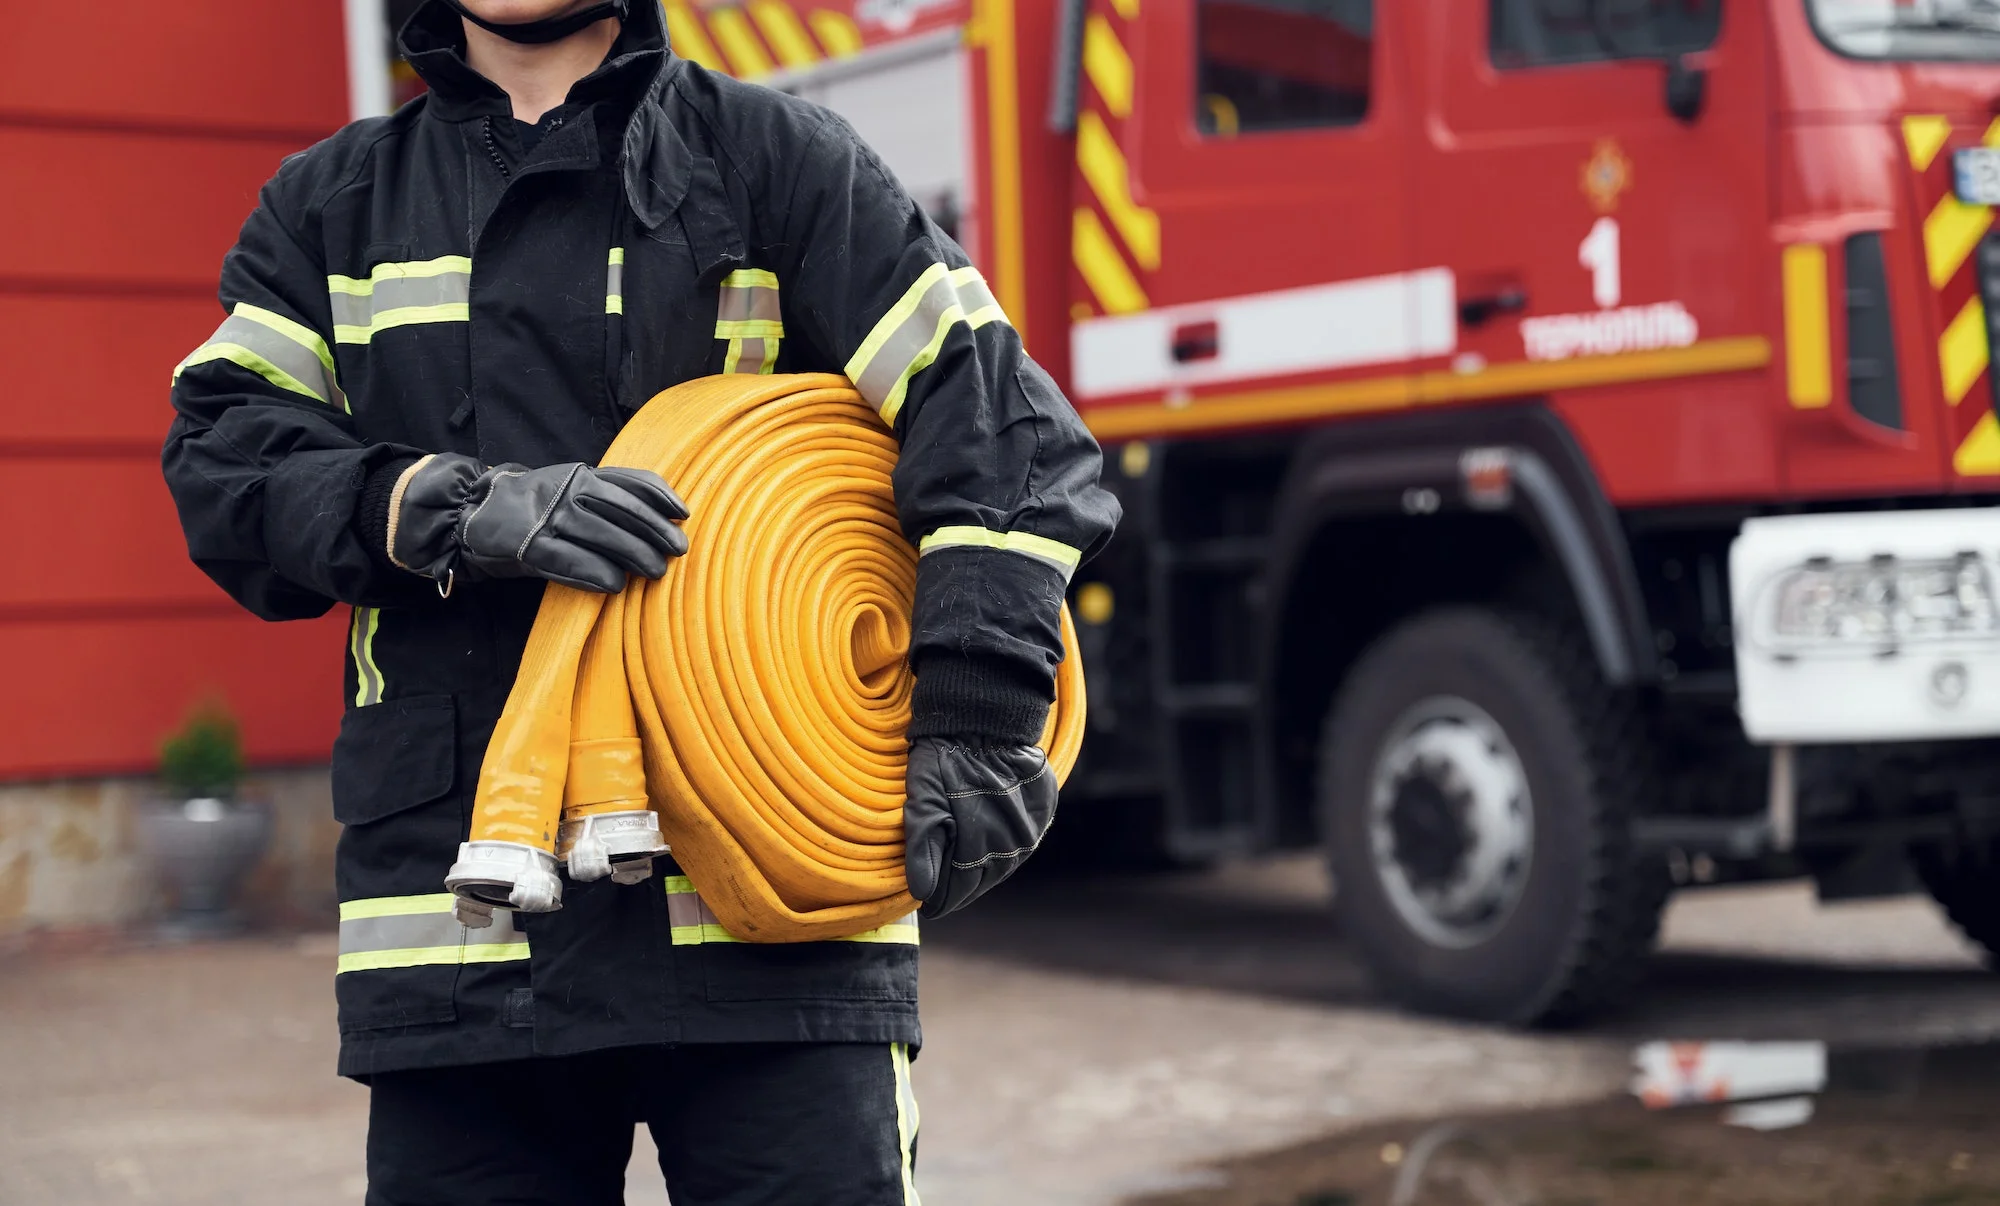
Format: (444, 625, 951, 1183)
(137, 699, 271, 938)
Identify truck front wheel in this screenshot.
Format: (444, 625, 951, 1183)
(1318, 608, 1666, 1026)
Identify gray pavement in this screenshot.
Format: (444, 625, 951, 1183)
(1, 856, 1994, 1205)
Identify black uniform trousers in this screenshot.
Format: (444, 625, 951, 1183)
(365, 1042, 920, 1206)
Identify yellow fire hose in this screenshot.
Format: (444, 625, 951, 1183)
(451, 373, 1085, 941)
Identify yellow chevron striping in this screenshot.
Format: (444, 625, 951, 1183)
(1782, 244, 1832, 409)
(663, 1, 726, 72)
(1109, 0, 1140, 18)
(1957, 411, 2000, 475)
(1923, 192, 1992, 288)
(1081, 14, 1134, 119)
(1077, 110, 1159, 270)
(808, 8, 864, 56)
(1083, 338, 1773, 441)
(1073, 207, 1148, 315)
(708, 6, 776, 78)
(750, 1, 821, 69)
(1941, 295, 1990, 406)
(1904, 115, 1952, 173)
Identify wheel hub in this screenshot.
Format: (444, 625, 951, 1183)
(1367, 696, 1534, 949)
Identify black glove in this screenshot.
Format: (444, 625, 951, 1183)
(903, 738, 1057, 919)
(388, 453, 689, 593)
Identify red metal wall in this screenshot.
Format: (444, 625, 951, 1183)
(0, 2, 354, 780)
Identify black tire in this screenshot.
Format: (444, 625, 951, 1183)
(1913, 840, 2000, 964)
(1319, 607, 1668, 1026)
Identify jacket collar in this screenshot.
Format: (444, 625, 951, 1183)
(400, 0, 692, 230)
(399, 0, 670, 123)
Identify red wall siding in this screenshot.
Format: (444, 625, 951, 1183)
(1, 1, 352, 780)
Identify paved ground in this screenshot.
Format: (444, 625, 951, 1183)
(1, 856, 1995, 1205)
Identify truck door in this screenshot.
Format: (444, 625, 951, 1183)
(1068, 0, 1418, 855)
(1409, 0, 1778, 505)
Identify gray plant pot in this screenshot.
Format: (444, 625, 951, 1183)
(136, 796, 272, 939)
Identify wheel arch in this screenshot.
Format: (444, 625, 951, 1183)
(1257, 402, 1656, 844)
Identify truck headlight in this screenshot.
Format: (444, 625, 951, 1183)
(1757, 554, 1998, 652)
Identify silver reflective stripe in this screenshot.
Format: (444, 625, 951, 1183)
(335, 893, 529, 973)
(917, 526, 1085, 582)
(662, 876, 918, 945)
(174, 303, 345, 409)
(328, 257, 473, 344)
(723, 337, 776, 375)
(606, 246, 624, 315)
(844, 263, 1008, 427)
(716, 268, 782, 333)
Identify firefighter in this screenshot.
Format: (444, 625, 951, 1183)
(160, 0, 1119, 1200)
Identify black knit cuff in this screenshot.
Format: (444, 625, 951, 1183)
(354, 455, 422, 571)
(908, 654, 1053, 746)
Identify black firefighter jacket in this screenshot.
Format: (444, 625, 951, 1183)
(161, 1, 1119, 1078)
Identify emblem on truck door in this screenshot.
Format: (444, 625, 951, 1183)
(1581, 139, 1633, 215)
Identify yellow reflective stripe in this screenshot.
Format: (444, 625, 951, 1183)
(664, 877, 918, 944)
(1942, 295, 1990, 407)
(919, 525, 1084, 578)
(1958, 412, 2000, 475)
(848, 263, 950, 385)
(339, 893, 457, 921)
(846, 264, 1008, 427)
(1073, 207, 1149, 315)
(175, 343, 323, 403)
(335, 302, 471, 344)
(607, 295, 624, 315)
(810, 9, 864, 57)
(350, 606, 385, 707)
(234, 303, 336, 378)
(709, 6, 775, 77)
(336, 942, 530, 974)
(327, 256, 473, 295)
(664, 0, 726, 71)
(893, 1042, 922, 1206)
(1905, 115, 1953, 172)
(1077, 110, 1159, 270)
(1081, 14, 1133, 120)
(607, 246, 625, 316)
(608, 247, 626, 267)
(750, 0, 819, 68)
(724, 268, 779, 290)
(715, 319, 785, 339)
(1781, 244, 1832, 410)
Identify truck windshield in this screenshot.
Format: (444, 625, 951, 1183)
(1810, 0, 2000, 60)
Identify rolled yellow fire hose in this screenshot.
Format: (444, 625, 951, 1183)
(467, 373, 1086, 941)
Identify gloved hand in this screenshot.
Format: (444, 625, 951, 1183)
(388, 453, 689, 593)
(903, 737, 1056, 919)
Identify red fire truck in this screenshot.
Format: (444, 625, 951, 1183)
(737, 0, 2000, 1024)
(21, 0, 2000, 1022)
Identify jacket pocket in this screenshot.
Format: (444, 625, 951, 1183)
(332, 695, 457, 826)
(332, 694, 467, 1034)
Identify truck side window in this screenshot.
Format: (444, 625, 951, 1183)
(1490, 0, 1720, 68)
(1195, 0, 1372, 137)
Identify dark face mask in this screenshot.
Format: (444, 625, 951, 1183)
(443, 0, 626, 44)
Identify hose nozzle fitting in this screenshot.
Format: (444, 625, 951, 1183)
(559, 810, 669, 884)
(445, 840, 563, 925)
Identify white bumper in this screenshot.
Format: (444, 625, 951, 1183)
(1731, 508, 2000, 743)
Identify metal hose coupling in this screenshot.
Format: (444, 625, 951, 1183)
(445, 840, 562, 926)
(558, 810, 669, 885)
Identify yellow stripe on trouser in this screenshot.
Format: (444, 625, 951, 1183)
(335, 893, 529, 973)
(465, 374, 1085, 942)
(894, 1042, 922, 1205)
